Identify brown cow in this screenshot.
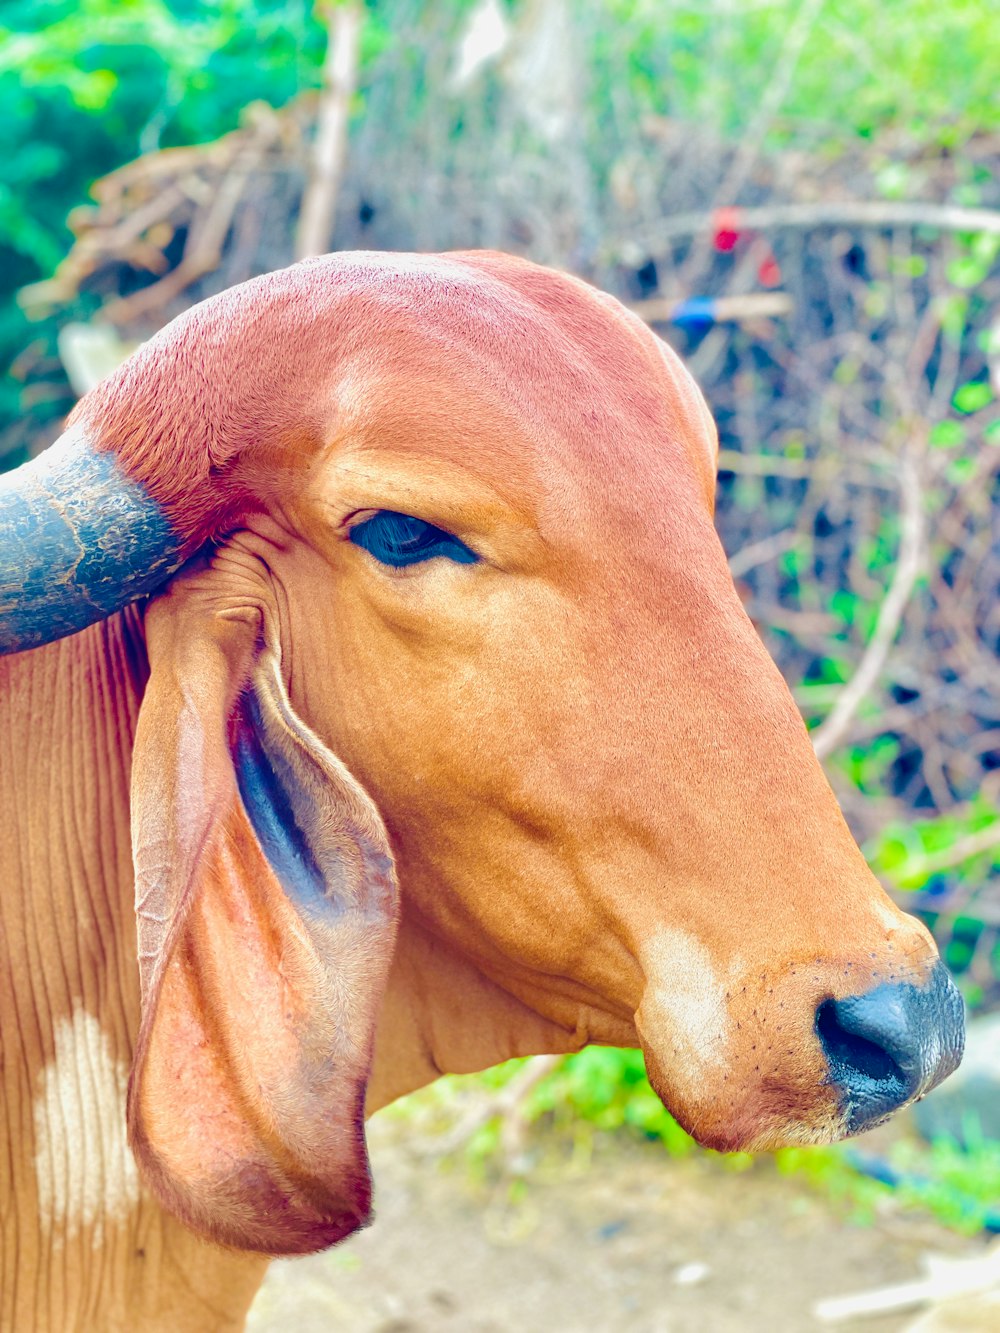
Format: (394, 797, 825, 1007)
(0, 251, 962, 1331)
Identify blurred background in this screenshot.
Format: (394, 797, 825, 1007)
(4, 1, 1000, 1328)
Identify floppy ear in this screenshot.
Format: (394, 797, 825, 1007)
(127, 572, 398, 1256)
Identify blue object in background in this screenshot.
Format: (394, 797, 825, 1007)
(670, 297, 717, 332)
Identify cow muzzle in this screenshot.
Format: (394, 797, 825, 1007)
(634, 923, 965, 1152)
(816, 960, 964, 1134)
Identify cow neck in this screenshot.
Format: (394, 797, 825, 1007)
(366, 912, 587, 1112)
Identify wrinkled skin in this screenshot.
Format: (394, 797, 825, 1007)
(0, 252, 960, 1331)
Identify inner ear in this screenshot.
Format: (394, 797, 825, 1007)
(232, 660, 396, 922)
(234, 687, 330, 906)
(128, 576, 399, 1255)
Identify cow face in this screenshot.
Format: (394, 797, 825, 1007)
(264, 259, 961, 1155)
(0, 252, 963, 1253)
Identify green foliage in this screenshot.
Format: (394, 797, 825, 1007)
(843, 734, 902, 797)
(778, 1137, 1000, 1234)
(529, 1048, 699, 1156)
(600, 0, 1000, 147)
(386, 1048, 701, 1166)
(395, 1047, 1000, 1236)
(885, 1133, 1000, 1234)
(0, 0, 328, 441)
(867, 797, 1000, 891)
(953, 380, 993, 414)
(4, 0, 1000, 448)
(930, 420, 966, 449)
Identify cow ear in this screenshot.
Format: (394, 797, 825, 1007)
(127, 582, 398, 1256)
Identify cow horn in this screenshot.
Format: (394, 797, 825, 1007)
(0, 421, 188, 655)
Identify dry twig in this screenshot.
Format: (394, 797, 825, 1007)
(680, 0, 828, 287)
(630, 292, 794, 324)
(812, 454, 925, 760)
(814, 1240, 1000, 1324)
(419, 1055, 561, 1165)
(634, 199, 1000, 258)
(296, 1, 363, 259)
(898, 825, 1000, 882)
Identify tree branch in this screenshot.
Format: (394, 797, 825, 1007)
(680, 0, 828, 286)
(296, 1, 363, 260)
(811, 455, 924, 760)
(421, 1055, 562, 1163)
(899, 824, 1000, 882)
(631, 200, 1000, 259)
(728, 529, 802, 580)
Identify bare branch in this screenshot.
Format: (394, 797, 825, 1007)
(631, 200, 1000, 259)
(815, 1239, 1000, 1323)
(717, 449, 814, 479)
(812, 455, 925, 760)
(899, 824, 1000, 882)
(716, 449, 896, 488)
(296, 1, 364, 260)
(630, 292, 794, 324)
(681, 0, 828, 285)
(728, 529, 802, 580)
(103, 165, 250, 324)
(419, 1055, 562, 1162)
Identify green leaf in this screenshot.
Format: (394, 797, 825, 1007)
(888, 254, 927, 277)
(953, 381, 993, 414)
(937, 293, 969, 340)
(946, 456, 976, 484)
(947, 256, 988, 289)
(71, 67, 118, 112)
(830, 588, 859, 627)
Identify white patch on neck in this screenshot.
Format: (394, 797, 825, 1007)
(641, 927, 733, 1070)
(33, 1007, 140, 1245)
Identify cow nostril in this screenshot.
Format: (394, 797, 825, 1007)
(815, 998, 904, 1089)
(815, 964, 965, 1136)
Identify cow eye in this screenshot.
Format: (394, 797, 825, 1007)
(349, 510, 478, 567)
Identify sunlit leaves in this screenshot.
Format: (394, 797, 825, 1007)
(930, 420, 966, 449)
(867, 798, 1000, 891)
(953, 380, 993, 414)
(602, 0, 1000, 146)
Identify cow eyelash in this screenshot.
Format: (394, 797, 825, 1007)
(348, 510, 479, 568)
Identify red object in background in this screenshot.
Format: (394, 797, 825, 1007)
(758, 253, 782, 287)
(712, 205, 783, 285)
(712, 207, 742, 252)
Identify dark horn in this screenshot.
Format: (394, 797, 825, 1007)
(0, 422, 186, 655)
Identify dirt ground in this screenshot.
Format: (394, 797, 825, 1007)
(245, 1117, 989, 1333)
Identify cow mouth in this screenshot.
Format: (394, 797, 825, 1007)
(635, 958, 964, 1153)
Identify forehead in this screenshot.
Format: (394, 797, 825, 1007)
(317, 252, 718, 518)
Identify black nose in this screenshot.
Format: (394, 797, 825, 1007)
(816, 961, 965, 1134)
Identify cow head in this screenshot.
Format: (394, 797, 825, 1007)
(0, 252, 963, 1254)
